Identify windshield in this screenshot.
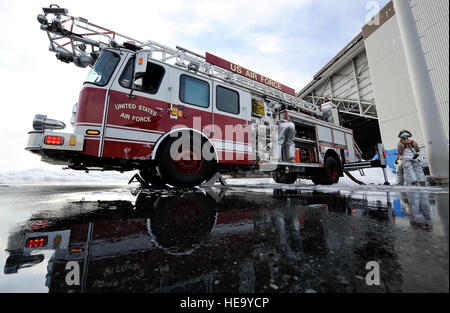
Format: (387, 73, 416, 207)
(84, 50, 121, 86)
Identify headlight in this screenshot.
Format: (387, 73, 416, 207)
(33, 115, 66, 130)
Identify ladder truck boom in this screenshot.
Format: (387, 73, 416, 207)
(37, 4, 321, 117)
(27, 4, 389, 187)
(37, 4, 144, 68)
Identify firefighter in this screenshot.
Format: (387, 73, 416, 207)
(276, 118, 296, 163)
(396, 130, 426, 186)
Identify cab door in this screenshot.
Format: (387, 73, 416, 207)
(212, 82, 252, 164)
(169, 70, 214, 139)
(102, 54, 170, 159)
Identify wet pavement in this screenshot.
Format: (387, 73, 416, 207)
(0, 183, 448, 293)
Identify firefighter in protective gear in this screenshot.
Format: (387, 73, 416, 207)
(396, 130, 426, 186)
(276, 119, 296, 162)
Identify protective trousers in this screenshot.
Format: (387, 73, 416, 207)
(395, 160, 404, 186)
(402, 148, 426, 185)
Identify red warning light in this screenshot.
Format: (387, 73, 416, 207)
(26, 236, 48, 248)
(45, 136, 64, 145)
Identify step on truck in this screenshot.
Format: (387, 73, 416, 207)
(26, 5, 388, 187)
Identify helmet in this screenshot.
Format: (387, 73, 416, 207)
(398, 130, 412, 139)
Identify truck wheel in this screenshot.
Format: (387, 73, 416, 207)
(273, 172, 298, 184)
(139, 167, 168, 189)
(322, 157, 340, 185)
(156, 137, 216, 187)
(311, 174, 324, 185)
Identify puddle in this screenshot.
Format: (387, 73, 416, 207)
(0, 186, 448, 293)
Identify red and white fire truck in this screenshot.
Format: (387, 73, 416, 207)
(27, 5, 388, 187)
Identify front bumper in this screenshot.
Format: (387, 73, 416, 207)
(26, 130, 84, 153)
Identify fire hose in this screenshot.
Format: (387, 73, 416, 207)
(344, 171, 366, 185)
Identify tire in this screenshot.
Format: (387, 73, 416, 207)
(139, 167, 168, 189)
(310, 157, 340, 185)
(156, 136, 216, 187)
(321, 157, 340, 185)
(147, 193, 218, 252)
(273, 172, 298, 184)
(311, 173, 324, 185)
(273, 172, 283, 184)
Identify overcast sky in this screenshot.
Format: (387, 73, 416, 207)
(0, 0, 389, 173)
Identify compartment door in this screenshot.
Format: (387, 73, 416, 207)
(212, 83, 252, 164)
(345, 133, 357, 162)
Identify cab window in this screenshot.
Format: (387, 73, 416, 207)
(179, 75, 210, 108)
(216, 86, 239, 114)
(85, 50, 120, 86)
(119, 58, 165, 94)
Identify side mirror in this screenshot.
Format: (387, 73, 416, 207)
(134, 51, 149, 80)
(134, 77, 143, 90)
(129, 51, 149, 98)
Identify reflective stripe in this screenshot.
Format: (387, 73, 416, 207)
(104, 127, 162, 143)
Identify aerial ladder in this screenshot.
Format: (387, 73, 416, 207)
(37, 4, 322, 118)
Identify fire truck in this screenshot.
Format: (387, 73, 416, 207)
(27, 5, 388, 187)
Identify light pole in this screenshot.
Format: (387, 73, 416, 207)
(393, 0, 449, 184)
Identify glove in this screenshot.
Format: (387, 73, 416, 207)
(413, 153, 419, 160)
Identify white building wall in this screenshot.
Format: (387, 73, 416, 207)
(364, 0, 449, 150)
(412, 0, 449, 141)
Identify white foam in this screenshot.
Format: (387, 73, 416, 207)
(0, 167, 136, 185)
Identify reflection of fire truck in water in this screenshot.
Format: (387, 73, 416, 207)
(27, 5, 387, 187)
(3, 190, 280, 292)
(4, 188, 398, 292)
(4, 190, 210, 290)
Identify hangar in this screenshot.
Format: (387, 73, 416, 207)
(297, 0, 449, 160)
